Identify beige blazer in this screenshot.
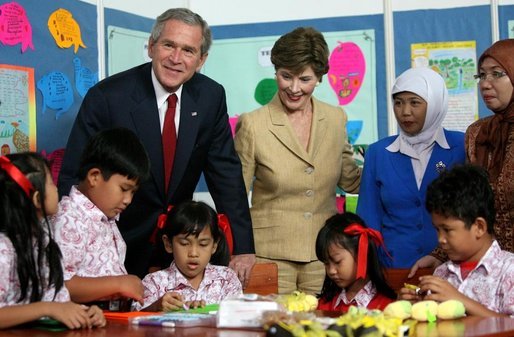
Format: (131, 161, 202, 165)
(234, 94, 361, 261)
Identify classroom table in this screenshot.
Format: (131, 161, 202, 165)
(1, 315, 514, 337)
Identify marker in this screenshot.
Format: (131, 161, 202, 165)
(132, 319, 176, 327)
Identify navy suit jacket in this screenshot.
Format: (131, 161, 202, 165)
(58, 63, 254, 277)
(356, 129, 465, 268)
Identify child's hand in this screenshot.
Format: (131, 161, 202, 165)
(118, 275, 144, 304)
(47, 302, 93, 329)
(398, 283, 421, 302)
(184, 299, 206, 310)
(418, 275, 462, 302)
(160, 292, 186, 311)
(86, 305, 106, 328)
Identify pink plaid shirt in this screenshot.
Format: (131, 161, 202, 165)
(0, 233, 70, 307)
(51, 186, 127, 279)
(134, 262, 242, 311)
(334, 281, 378, 308)
(434, 240, 514, 316)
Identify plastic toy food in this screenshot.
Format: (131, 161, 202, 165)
(437, 300, 466, 320)
(383, 300, 412, 319)
(265, 306, 408, 337)
(404, 283, 427, 296)
(384, 299, 466, 322)
(403, 283, 418, 290)
(275, 291, 318, 312)
(412, 301, 439, 322)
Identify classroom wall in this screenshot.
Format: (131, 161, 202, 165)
(75, 0, 514, 143)
(94, 0, 513, 138)
(2, 0, 514, 199)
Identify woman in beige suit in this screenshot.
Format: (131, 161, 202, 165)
(234, 27, 361, 294)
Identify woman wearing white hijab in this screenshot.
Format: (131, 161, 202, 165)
(356, 67, 466, 268)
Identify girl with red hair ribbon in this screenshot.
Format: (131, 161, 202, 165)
(315, 212, 397, 312)
(0, 153, 105, 329)
(134, 200, 241, 312)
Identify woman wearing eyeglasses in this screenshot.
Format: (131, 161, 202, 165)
(409, 39, 514, 276)
(466, 39, 514, 254)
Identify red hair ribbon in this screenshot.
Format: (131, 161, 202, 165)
(343, 223, 389, 280)
(217, 214, 233, 255)
(150, 205, 173, 244)
(0, 156, 34, 197)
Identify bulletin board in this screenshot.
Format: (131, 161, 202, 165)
(198, 15, 385, 193)
(210, 14, 387, 140)
(203, 29, 378, 146)
(2, 2, 506, 193)
(394, 5, 493, 124)
(0, 0, 98, 154)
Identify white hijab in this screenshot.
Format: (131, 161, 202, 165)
(391, 67, 448, 149)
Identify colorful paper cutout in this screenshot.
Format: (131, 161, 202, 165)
(73, 57, 97, 97)
(0, 64, 36, 152)
(47, 8, 86, 53)
(37, 71, 73, 119)
(254, 78, 277, 106)
(346, 120, 363, 145)
(328, 42, 366, 106)
(0, 2, 34, 53)
(41, 148, 65, 184)
(229, 116, 239, 137)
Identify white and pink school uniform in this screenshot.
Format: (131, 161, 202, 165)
(0, 233, 70, 307)
(51, 186, 127, 279)
(133, 262, 242, 311)
(434, 240, 514, 316)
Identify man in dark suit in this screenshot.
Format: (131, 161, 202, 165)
(58, 8, 255, 285)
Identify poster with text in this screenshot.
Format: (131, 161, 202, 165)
(0, 64, 36, 155)
(411, 41, 478, 131)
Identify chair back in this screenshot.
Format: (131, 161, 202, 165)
(244, 263, 278, 295)
(384, 267, 434, 293)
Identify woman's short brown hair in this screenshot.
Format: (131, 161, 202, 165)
(271, 27, 329, 80)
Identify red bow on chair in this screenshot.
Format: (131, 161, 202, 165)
(217, 214, 233, 255)
(343, 223, 390, 280)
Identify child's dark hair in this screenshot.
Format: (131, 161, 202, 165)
(0, 152, 64, 302)
(315, 212, 396, 302)
(162, 200, 230, 266)
(426, 164, 495, 233)
(77, 127, 150, 183)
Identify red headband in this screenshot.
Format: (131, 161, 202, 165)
(150, 205, 234, 255)
(343, 223, 389, 280)
(0, 156, 34, 197)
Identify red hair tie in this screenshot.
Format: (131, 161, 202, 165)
(150, 205, 173, 244)
(217, 214, 233, 255)
(0, 156, 34, 197)
(343, 223, 390, 280)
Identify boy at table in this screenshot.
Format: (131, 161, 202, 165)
(400, 164, 514, 317)
(51, 128, 150, 310)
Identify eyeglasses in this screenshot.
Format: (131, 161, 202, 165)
(473, 71, 508, 82)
